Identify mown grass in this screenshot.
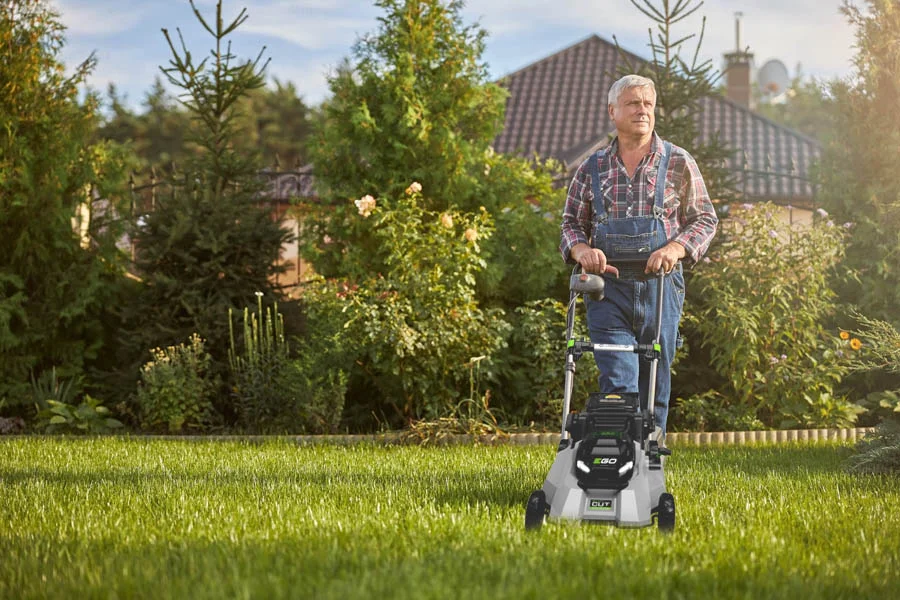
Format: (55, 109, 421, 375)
(0, 438, 898, 599)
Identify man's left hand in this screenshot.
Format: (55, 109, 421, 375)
(646, 242, 686, 274)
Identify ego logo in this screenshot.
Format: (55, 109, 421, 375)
(588, 499, 613, 511)
(593, 457, 617, 465)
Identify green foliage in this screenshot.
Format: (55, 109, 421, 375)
(308, 0, 505, 207)
(227, 296, 293, 431)
(672, 390, 764, 432)
(290, 279, 355, 434)
(845, 313, 900, 472)
(617, 0, 738, 205)
(30, 367, 82, 411)
(34, 395, 123, 434)
(136, 333, 215, 433)
(684, 202, 856, 428)
(0, 0, 131, 407)
(847, 419, 900, 474)
(342, 188, 510, 422)
(475, 151, 569, 308)
(305, 0, 562, 284)
(226, 291, 349, 433)
(754, 75, 837, 142)
(489, 299, 599, 427)
(817, 0, 900, 325)
(121, 0, 293, 377)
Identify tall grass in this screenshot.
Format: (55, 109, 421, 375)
(0, 438, 897, 599)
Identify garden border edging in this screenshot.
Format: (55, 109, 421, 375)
(109, 427, 877, 446)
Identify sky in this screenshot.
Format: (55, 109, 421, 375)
(51, 0, 860, 111)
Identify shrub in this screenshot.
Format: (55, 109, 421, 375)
(684, 202, 856, 428)
(672, 391, 764, 432)
(136, 334, 215, 433)
(289, 279, 354, 434)
(490, 299, 600, 428)
(342, 187, 510, 423)
(35, 395, 123, 435)
(846, 314, 900, 473)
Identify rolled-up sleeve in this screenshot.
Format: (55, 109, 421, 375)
(560, 159, 593, 264)
(672, 151, 718, 263)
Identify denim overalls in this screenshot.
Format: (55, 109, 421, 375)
(584, 141, 685, 433)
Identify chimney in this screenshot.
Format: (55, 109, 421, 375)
(724, 12, 754, 109)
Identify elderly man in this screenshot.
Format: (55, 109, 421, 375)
(560, 74, 718, 441)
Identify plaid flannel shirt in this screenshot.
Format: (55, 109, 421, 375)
(560, 132, 718, 265)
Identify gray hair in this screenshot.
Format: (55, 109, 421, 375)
(608, 74, 656, 106)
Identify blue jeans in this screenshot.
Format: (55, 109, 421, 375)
(585, 266, 685, 433)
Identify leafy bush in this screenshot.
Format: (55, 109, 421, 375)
(489, 299, 599, 428)
(684, 202, 856, 428)
(672, 391, 764, 432)
(35, 395, 123, 434)
(845, 314, 900, 473)
(136, 334, 215, 433)
(342, 186, 510, 423)
(289, 279, 355, 434)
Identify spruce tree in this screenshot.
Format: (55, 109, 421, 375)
(123, 1, 292, 395)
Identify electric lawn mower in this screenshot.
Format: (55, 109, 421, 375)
(525, 260, 676, 532)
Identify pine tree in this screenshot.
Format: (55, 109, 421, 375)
(122, 1, 293, 396)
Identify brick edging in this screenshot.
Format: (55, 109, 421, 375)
(66, 427, 874, 446)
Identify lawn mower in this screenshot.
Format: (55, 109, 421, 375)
(525, 261, 675, 532)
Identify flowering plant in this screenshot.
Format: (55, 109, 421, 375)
(684, 202, 859, 428)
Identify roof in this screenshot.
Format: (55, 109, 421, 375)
(492, 34, 820, 201)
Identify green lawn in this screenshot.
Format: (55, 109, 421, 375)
(1, 438, 898, 599)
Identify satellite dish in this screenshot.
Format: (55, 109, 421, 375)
(757, 59, 790, 102)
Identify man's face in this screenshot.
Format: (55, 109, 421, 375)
(608, 85, 656, 139)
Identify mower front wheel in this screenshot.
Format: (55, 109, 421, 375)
(525, 490, 548, 531)
(657, 492, 675, 532)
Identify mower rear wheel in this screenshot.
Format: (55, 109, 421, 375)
(525, 490, 548, 531)
(657, 492, 675, 532)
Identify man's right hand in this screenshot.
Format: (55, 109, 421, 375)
(571, 243, 619, 277)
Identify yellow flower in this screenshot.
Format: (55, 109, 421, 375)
(850, 338, 862, 350)
(839, 330, 850, 340)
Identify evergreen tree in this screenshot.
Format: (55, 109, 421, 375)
(0, 0, 130, 408)
(122, 0, 293, 401)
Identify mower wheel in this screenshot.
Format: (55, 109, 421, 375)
(525, 490, 548, 531)
(657, 492, 675, 533)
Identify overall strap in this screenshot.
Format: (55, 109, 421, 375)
(653, 141, 673, 216)
(589, 151, 607, 222)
